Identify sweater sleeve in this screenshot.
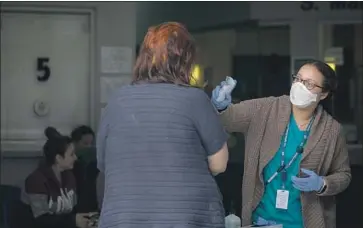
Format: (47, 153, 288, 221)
(97, 104, 111, 173)
(219, 97, 275, 133)
(25, 174, 78, 228)
(318, 125, 351, 196)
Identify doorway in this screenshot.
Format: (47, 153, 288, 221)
(1, 12, 91, 146)
(320, 22, 363, 228)
(232, 25, 291, 100)
(232, 55, 290, 99)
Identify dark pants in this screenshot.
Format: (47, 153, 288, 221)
(215, 163, 243, 218)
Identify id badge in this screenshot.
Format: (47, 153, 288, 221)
(276, 189, 289, 210)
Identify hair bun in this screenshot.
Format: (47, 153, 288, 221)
(44, 127, 62, 140)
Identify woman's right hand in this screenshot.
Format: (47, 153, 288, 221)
(75, 213, 90, 228)
(211, 80, 234, 111)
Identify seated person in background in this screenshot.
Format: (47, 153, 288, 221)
(71, 125, 100, 213)
(22, 127, 95, 228)
(71, 125, 95, 148)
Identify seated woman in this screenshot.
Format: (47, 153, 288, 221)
(96, 22, 229, 228)
(71, 125, 99, 213)
(22, 127, 94, 228)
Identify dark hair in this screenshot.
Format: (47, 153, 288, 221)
(71, 125, 95, 142)
(43, 127, 72, 165)
(133, 22, 197, 85)
(302, 60, 338, 93)
(301, 60, 338, 115)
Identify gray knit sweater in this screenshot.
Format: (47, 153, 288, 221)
(97, 83, 228, 228)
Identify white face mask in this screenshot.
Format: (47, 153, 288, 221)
(290, 82, 318, 108)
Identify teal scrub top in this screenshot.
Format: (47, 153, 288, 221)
(252, 115, 309, 228)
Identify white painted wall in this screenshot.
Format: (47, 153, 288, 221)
(1, 1, 137, 188)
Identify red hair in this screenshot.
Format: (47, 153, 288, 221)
(133, 22, 196, 85)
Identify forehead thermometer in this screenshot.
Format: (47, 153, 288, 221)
(216, 76, 237, 102)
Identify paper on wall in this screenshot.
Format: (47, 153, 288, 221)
(100, 76, 131, 103)
(101, 46, 133, 74)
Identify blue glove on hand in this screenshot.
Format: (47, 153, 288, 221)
(291, 168, 324, 192)
(254, 216, 277, 226)
(211, 81, 233, 111)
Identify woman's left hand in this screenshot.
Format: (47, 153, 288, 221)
(86, 212, 99, 228)
(254, 216, 278, 226)
(291, 168, 324, 192)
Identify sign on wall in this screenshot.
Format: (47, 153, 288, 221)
(300, 1, 363, 11)
(250, 2, 362, 21)
(36, 57, 51, 82)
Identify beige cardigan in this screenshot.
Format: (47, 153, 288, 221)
(220, 95, 351, 228)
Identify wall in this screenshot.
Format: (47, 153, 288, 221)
(136, 2, 250, 44)
(1, 1, 137, 188)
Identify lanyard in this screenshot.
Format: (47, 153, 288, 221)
(266, 115, 315, 188)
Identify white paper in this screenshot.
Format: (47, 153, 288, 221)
(101, 46, 133, 74)
(100, 76, 131, 103)
(276, 189, 289, 210)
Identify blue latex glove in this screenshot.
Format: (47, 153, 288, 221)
(291, 168, 324, 192)
(254, 216, 277, 226)
(211, 81, 232, 111)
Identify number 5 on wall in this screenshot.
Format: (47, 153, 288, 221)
(37, 57, 51, 82)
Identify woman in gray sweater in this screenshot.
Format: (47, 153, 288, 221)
(96, 22, 229, 228)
